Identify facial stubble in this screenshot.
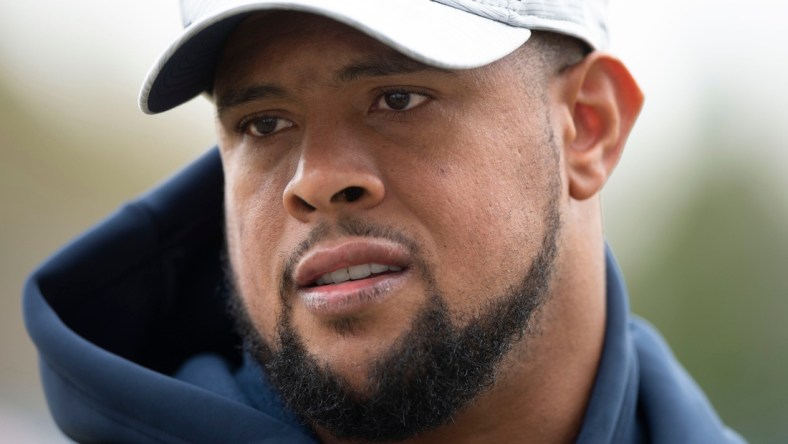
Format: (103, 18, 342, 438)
(226, 187, 560, 442)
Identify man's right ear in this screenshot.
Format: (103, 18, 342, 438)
(553, 52, 644, 201)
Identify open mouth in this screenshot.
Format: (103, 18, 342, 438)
(312, 263, 403, 287)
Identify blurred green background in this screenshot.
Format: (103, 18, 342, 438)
(1, 1, 785, 442)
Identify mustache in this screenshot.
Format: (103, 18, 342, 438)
(278, 216, 425, 300)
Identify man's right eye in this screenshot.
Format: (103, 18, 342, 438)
(239, 115, 295, 137)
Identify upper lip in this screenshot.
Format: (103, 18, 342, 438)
(293, 238, 411, 287)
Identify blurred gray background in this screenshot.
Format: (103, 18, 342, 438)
(1, 1, 786, 442)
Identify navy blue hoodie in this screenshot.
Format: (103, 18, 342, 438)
(24, 148, 745, 443)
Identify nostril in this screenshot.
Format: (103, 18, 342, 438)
(343, 187, 364, 202)
(296, 196, 316, 211)
(332, 186, 365, 203)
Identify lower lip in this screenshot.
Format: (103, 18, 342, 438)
(298, 270, 408, 317)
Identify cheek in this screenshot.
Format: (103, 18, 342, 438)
(436, 170, 541, 281)
(223, 153, 292, 338)
(396, 122, 552, 311)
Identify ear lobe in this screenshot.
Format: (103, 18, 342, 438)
(561, 53, 644, 200)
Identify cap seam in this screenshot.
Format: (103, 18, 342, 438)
(434, 0, 588, 27)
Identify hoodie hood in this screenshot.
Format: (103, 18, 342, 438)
(23, 148, 314, 443)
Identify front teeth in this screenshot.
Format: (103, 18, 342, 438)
(315, 263, 402, 286)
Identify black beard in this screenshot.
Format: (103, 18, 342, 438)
(227, 206, 560, 443)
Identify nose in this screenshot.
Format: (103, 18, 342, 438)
(283, 129, 385, 222)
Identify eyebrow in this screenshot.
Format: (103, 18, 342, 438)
(216, 84, 288, 116)
(215, 52, 454, 115)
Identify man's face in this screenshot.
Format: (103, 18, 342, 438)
(215, 11, 564, 439)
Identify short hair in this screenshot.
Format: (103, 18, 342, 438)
(528, 30, 591, 76)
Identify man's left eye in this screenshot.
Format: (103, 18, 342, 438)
(373, 91, 430, 111)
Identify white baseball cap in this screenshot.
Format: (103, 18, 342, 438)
(140, 0, 609, 114)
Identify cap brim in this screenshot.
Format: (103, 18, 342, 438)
(139, 0, 531, 114)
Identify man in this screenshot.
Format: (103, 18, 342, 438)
(24, 1, 745, 443)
